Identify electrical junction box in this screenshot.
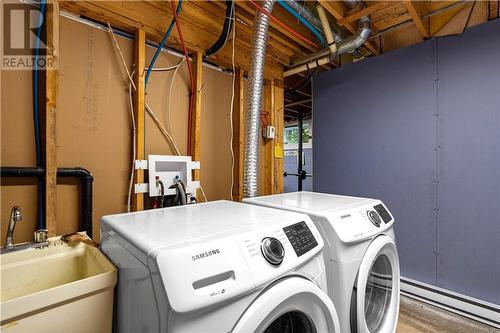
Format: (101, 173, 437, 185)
(263, 125, 276, 139)
(148, 155, 200, 197)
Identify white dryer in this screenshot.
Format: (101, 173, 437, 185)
(100, 200, 341, 332)
(244, 192, 400, 333)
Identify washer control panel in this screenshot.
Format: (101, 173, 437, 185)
(374, 203, 392, 223)
(283, 221, 318, 257)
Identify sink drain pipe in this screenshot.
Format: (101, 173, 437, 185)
(0, 167, 93, 239)
(243, 0, 276, 198)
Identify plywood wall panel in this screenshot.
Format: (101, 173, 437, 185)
(1, 68, 39, 243)
(1, 16, 236, 242)
(56, 17, 133, 240)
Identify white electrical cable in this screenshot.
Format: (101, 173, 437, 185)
(107, 21, 208, 204)
(145, 102, 181, 156)
(166, 58, 185, 154)
(126, 72, 137, 213)
(229, 7, 236, 201)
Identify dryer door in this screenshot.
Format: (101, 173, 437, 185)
(353, 235, 400, 333)
(233, 276, 340, 333)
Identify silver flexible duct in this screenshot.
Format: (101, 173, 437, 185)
(243, 0, 275, 198)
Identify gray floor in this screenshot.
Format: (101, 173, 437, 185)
(397, 296, 499, 333)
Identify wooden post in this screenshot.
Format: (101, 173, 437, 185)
(191, 52, 203, 201)
(273, 84, 284, 194)
(262, 81, 275, 195)
(232, 68, 245, 201)
(45, 0, 59, 236)
(132, 29, 145, 211)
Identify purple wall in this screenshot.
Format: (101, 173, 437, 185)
(313, 19, 500, 305)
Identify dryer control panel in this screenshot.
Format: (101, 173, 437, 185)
(283, 221, 318, 257)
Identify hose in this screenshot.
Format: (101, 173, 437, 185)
(205, 0, 235, 58)
(144, 0, 182, 89)
(277, 0, 325, 46)
(33, 0, 46, 230)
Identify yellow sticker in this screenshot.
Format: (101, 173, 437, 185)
(274, 145, 283, 159)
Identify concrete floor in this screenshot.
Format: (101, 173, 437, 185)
(397, 296, 499, 333)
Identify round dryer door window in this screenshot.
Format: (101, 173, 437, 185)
(354, 235, 400, 333)
(364, 254, 393, 332)
(232, 277, 341, 333)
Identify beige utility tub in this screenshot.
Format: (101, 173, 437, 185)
(0, 239, 116, 332)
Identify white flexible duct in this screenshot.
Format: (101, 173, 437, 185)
(243, 0, 275, 198)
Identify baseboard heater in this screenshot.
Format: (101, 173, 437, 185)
(400, 277, 500, 329)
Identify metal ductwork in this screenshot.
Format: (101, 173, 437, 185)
(243, 0, 275, 198)
(336, 15, 371, 55)
(285, 1, 372, 76)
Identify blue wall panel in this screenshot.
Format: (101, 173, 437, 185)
(313, 19, 500, 304)
(436, 21, 500, 304)
(313, 40, 438, 285)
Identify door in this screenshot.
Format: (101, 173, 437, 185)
(233, 276, 340, 332)
(283, 121, 313, 193)
(351, 235, 400, 333)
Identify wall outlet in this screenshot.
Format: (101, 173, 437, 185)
(263, 125, 276, 139)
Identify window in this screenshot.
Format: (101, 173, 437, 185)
(284, 123, 312, 150)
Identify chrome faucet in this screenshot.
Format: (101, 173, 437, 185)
(5, 206, 22, 248)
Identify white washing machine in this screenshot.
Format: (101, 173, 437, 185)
(244, 192, 400, 333)
(100, 200, 341, 332)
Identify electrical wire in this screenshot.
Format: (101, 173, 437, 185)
(127, 70, 137, 213)
(229, 7, 236, 201)
(249, 0, 319, 49)
(171, 0, 195, 155)
(145, 102, 181, 156)
(166, 58, 185, 154)
(107, 17, 207, 204)
(144, 0, 182, 89)
(107, 22, 136, 91)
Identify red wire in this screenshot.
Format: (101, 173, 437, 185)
(249, 0, 319, 49)
(171, 0, 195, 155)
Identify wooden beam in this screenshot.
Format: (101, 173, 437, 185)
(285, 99, 312, 108)
(489, 1, 499, 20)
(191, 52, 203, 201)
(262, 81, 275, 195)
(274, 85, 284, 194)
(232, 68, 245, 202)
(404, 0, 429, 39)
(338, 2, 394, 27)
(45, 0, 59, 236)
(132, 29, 145, 211)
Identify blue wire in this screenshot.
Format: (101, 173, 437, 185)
(33, 0, 46, 230)
(277, 0, 325, 47)
(144, 0, 183, 89)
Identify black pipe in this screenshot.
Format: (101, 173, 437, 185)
(57, 167, 93, 239)
(0, 166, 93, 239)
(204, 0, 234, 58)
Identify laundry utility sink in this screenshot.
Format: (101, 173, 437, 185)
(1, 238, 116, 332)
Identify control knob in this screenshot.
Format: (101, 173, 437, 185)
(261, 237, 285, 265)
(367, 210, 382, 227)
